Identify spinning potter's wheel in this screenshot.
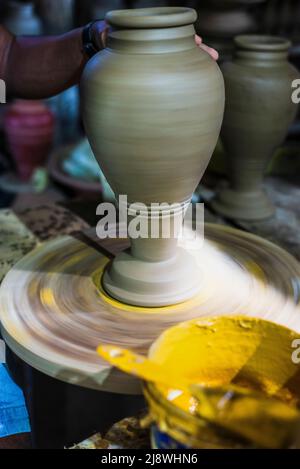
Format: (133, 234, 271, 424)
(1, 223, 300, 394)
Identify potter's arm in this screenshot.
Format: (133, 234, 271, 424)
(0, 23, 107, 99)
(0, 23, 218, 100)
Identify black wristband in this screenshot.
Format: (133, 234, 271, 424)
(82, 21, 99, 58)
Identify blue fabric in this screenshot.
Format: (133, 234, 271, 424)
(0, 364, 30, 437)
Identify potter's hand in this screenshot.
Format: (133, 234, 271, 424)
(195, 35, 219, 61)
(91, 21, 110, 52)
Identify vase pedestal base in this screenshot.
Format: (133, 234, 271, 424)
(103, 247, 202, 308)
(211, 188, 276, 221)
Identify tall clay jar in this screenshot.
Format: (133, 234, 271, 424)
(81, 8, 224, 307)
(212, 35, 299, 221)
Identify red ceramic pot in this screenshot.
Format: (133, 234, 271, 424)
(4, 100, 54, 181)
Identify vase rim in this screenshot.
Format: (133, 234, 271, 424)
(106, 7, 197, 29)
(235, 35, 291, 52)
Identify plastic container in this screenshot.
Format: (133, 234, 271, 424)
(144, 316, 300, 448)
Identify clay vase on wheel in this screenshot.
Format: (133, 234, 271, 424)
(212, 35, 299, 221)
(81, 7, 224, 307)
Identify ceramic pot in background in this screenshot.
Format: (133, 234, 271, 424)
(37, 0, 75, 34)
(4, 1, 42, 35)
(91, 0, 124, 20)
(46, 85, 80, 145)
(196, 0, 267, 61)
(4, 100, 54, 182)
(212, 35, 299, 221)
(81, 7, 224, 307)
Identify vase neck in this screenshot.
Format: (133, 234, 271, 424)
(234, 35, 290, 66)
(107, 24, 196, 54)
(235, 50, 289, 66)
(105, 7, 197, 54)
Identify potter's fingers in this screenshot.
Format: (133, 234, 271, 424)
(195, 35, 203, 46)
(100, 26, 109, 49)
(200, 43, 219, 61)
(92, 20, 110, 51)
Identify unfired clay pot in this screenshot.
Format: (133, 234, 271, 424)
(4, 100, 54, 181)
(212, 35, 299, 221)
(81, 7, 224, 307)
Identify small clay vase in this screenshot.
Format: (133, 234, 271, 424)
(4, 100, 54, 181)
(81, 7, 224, 307)
(212, 35, 299, 221)
(4, 1, 42, 35)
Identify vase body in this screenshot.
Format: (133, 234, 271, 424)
(4, 2, 42, 35)
(212, 35, 299, 221)
(4, 100, 54, 181)
(81, 7, 224, 307)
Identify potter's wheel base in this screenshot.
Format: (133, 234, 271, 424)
(102, 247, 202, 307)
(211, 189, 276, 221)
